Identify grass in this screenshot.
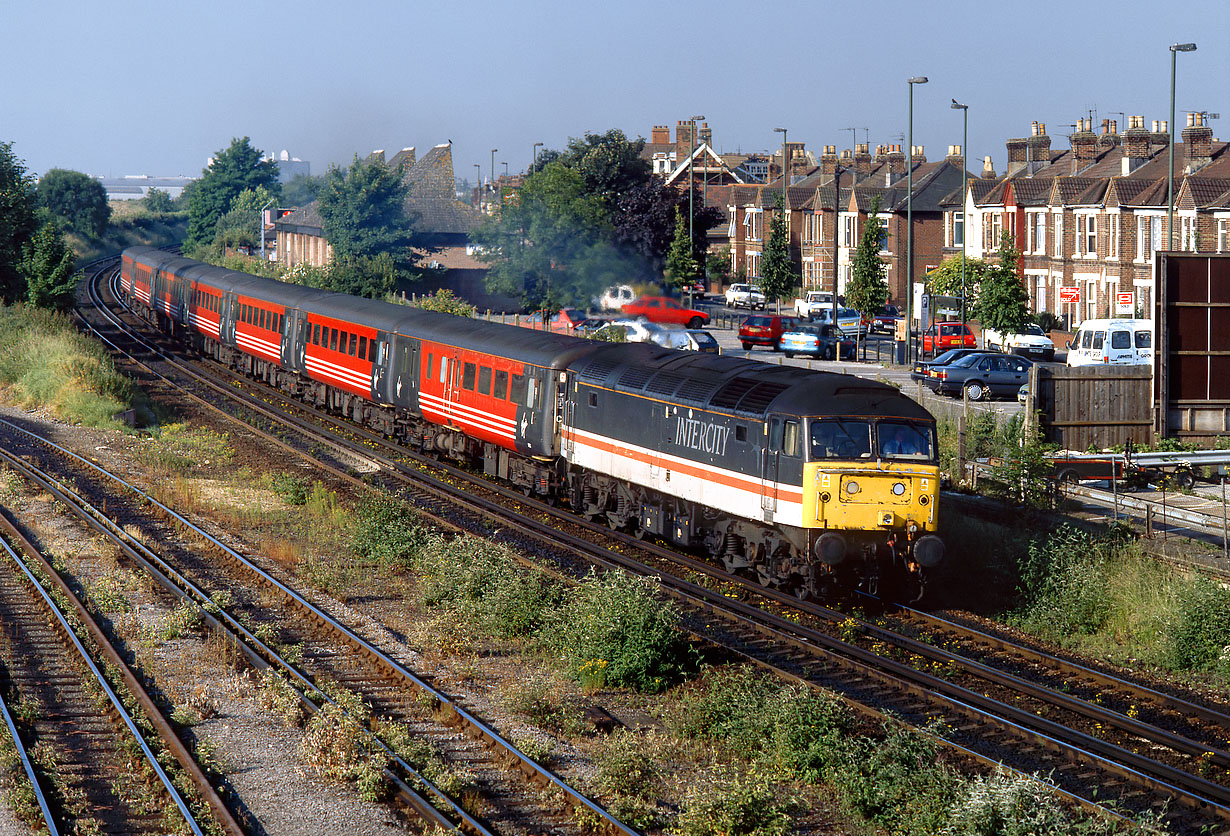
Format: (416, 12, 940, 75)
(0, 304, 149, 428)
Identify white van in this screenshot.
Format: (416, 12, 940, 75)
(1066, 319, 1153, 366)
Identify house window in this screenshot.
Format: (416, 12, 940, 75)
(952, 212, 964, 247)
(1083, 215, 1097, 256)
(747, 252, 761, 277)
(1108, 214, 1119, 259)
(843, 215, 856, 248)
(1219, 219, 1228, 253)
(727, 209, 736, 238)
(1181, 216, 1197, 251)
(985, 214, 1002, 249)
(1053, 214, 1064, 257)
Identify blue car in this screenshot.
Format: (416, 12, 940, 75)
(780, 324, 856, 360)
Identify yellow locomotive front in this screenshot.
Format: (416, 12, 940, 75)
(801, 417, 943, 599)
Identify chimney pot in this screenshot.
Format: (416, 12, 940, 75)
(1152, 120, 1159, 133)
(1110, 120, 1117, 134)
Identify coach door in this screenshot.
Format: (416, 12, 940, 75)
(761, 417, 781, 520)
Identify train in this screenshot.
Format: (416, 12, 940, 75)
(119, 247, 944, 600)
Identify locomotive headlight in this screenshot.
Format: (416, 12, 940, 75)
(892, 482, 906, 496)
(845, 480, 860, 495)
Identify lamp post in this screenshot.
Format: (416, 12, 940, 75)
(773, 127, 788, 207)
(907, 76, 928, 362)
(532, 142, 543, 172)
(951, 99, 968, 326)
(491, 149, 498, 189)
(502, 161, 508, 179)
(1169, 43, 1197, 251)
(473, 164, 481, 205)
(259, 197, 275, 261)
(689, 115, 705, 249)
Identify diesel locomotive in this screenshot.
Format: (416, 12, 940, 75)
(120, 247, 943, 599)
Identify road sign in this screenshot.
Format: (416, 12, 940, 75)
(1059, 286, 1081, 304)
(1115, 291, 1135, 316)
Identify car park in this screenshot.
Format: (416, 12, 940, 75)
(621, 296, 709, 328)
(683, 329, 719, 354)
(738, 314, 799, 351)
(725, 283, 766, 309)
(779, 324, 856, 360)
(909, 347, 983, 384)
(983, 322, 1056, 361)
(921, 321, 977, 356)
(927, 352, 1032, 400)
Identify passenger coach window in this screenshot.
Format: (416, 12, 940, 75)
(462, 362, 476, 390)
(510, 373, 527, 405)
(330, 329, 339, 351)
(493, 370, 508, 400)
(348, 333, 357, 356)
(312, 324, 320, 345)
(478, 366, 491, 395)
(439, 357, 449, 384)
(358, 336, 368, 359)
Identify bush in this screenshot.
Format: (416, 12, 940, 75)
(1163, 577, 1230, 673)
(269, 472, 311, 505)
(350, 495, 427, 568)
(942, 767, 1072, 836)
(1010, 527, 1115, 640)
(675, 770, 794, 836)
(545, 569, 693, 692)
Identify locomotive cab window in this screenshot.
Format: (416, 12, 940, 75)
(810, 419, 873, 460)
(783, 420, 800, 457)
(878, 422, 935, 460)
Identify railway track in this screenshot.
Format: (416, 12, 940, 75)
(0, 497, 239, 836)
(76, 258, 1230, 831)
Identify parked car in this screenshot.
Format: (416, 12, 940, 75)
(621, 296, 709, 328)
(596, 318, 689, 349)
(909, 348, 983, 384)
(725, 283, 766, 309)
(593, 284, 636, 311)
(983, 323, 1056, 361)
(872, 304, 902, 334)
(519, 307, 591, 334)
(928, 352, 1033, 400)
(811, 307, 865, 336)
(793, 290, 835, 320)
(683, 281, 707, 300)
(683, 329, 720, 354)
(779, 324, 856, 360)
(738, 314, 799, 351)
(921, 321, 977, 356)
(1017, 382, 1030, 404)
(1066, 318, 1153, 367)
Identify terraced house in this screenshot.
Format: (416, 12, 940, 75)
(958, 114, 1230, 326)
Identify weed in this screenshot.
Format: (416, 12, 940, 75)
(942, 767, 1074, 836)
(269, 472, 311, 505)
(590, 729, 662, 800)
(88, 569, 132, 614)
(159, 600, 203, 640)
(674, 768, 794, 836)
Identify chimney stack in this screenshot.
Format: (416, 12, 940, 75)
(1150, 120, 1170, 154)
(674, 120, 695, 164)
(1027, 122, 1051, 168)
(699, 122, 712, 147)
(1071, 118, 1098, 168)
(946, 144, 964, 167)
(1097, 118, 1121, 152)
(886, 144, 906, 174)
(1122, 115, 1151, 167)
(651, 125, 670, 145)
(982, 155, 996, 178)
(854, 143, 873, 176)
(1183, 111, 1214, 171)
(820, 144, 839, 176)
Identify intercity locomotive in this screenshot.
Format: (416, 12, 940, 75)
(120, 247, 943, 599)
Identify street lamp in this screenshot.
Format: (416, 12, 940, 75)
(951, 99, 968, 326)
(689, 114, 704, 250)
(1169, 43, 1197, 251)
(491, 149, 498, 188)
(774, 127, 788, 207)
(259, 197, 275, 261)
(473, 164, 481, 205)
(502, 161, 508, 178)
(907, 76, 928, 362)
(532, 142, 543, 171)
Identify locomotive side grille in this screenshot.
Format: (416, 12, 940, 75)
(645, 372, 687, 396)
(618, 367, 654, 389)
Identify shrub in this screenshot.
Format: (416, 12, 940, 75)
(675, 770, 794, 836)
(269, 472, 310, 505)
(1010, 527, 1118, 641)
(350, 495, 427, 568)
(1163, 577, 1230, 673)
(546, 569, 693, 692)
(942, 767, 1072, 836)
(591, 729, 662, 800)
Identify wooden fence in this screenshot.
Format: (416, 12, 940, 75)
(1026, 364, 1153, 450)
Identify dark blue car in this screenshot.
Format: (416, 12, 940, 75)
(928, 352, 1032, 400)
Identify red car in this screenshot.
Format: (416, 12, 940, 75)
(922, 321, 976, 356)
(620, 296, 709, 328)
(738, 314, 800, 351)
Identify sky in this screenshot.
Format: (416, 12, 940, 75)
(4, 0, 1227, 187)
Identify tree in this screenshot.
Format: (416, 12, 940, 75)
(280, 173, 324, 207)
(612, 180, 720, 282)
(558, 129, 650, 201)
(706, 245, 732, 286)
(142, 188, 174, 214)
(846, 195, 890, 349)
(185, 137, 280, 251)
(924, 254, 992, 312)
(758, 196, 798, 310)
(0, 142, 39, 303)
(973, 230, 1030, 335)
(663, 206, 700, 291)
(213, 186, 279, 252)
(21, 221, 78, 310)
(37, 168, 110, 237)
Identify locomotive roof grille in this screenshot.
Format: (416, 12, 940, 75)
(618, 367, 654, 389)
(676, 378, 719, 402)
(645, 372, 688, 396)
(709, 376, 761, 409)
(579, 359, 620, 382)
(736, 382, 790, 413)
